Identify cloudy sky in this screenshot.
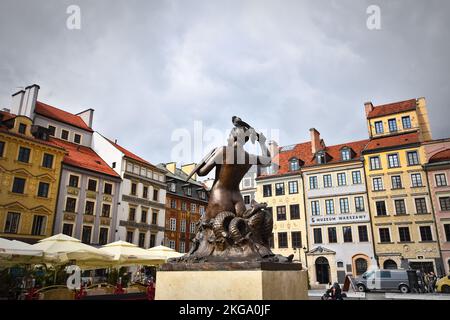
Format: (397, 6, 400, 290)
(0, 0, 449, 165)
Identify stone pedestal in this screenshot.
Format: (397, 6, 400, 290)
(155, 262, 308, 300)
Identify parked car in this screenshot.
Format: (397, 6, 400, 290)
(436, 274, 450, 293)
(355, 269, 410, 293)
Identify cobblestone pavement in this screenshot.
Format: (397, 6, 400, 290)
(308, 290, 450, 300)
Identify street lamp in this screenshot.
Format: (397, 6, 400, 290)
(293, 246, 307, 265)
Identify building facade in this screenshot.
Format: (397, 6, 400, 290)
(0, 110, 65, 243)
(303, 129, 375, 286)
(92, 132, 167, 248)
(239, 166, 257, 209)
(362, 98, 442, 274)
(424, 139, 450, 274)
(159, 162, 208, 253)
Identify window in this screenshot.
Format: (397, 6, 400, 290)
(103, 183, 112, 195)
(81, 226, 92, 244)
(101, 203, 111, 217)
(190, 222, 196, 234)
(337, 173, 346, 186)
(153, 189, 159, 201)
(395, 199, 407, 215)
(42, 153, 54, 168)
(339, 198, 349, 213)
(388, 119, 397, 132)
(179, 241, 186, 253)
(275, 183, 285, 196)
(375, 121, 384, 134)
(343, 226, 353, 242)
(99, 228, 108, 245)
(4, 212, 20, 233)
(370, 156, 381, 170)
(244, 195, 250, 205)
(355, 197, 365, 212)
(199, 206, 205, 217)
(328, 227, 337, 243)
(379, 228, 391, 243)
(352, 171, 362, 184)
(325, 200, 335, 215)
(18, 123, 27, 134)
(186, 187, 192, 196)
(170, 218, 176, 231)
(398, 227, 411, 242)
(181, 202, 187, 211)
(289, 159, 299, 171)
(323, 175, 332, 188)
(74, 134, 81, 144)
(291, 231, 302, 248)
(65, 197, 77, 212)
(129, 208, 136, 221)
(30, 215, 46, 236)
(69, 175, 79, 188)
(288, 181, 298, 194)
(419, 226, 433, 241)
(263, 185, 272, 197)
(180, 220, 186, 232)
(168, 240, 176, 250)
(87, 179, 97, 192)
(440, 197, 450, 211)
(150, 234, 156, 247)
(141, 210, 148, 223)
(402, 116, 412, 129)
(126, 231, 134, 243)
(290, 204, 300, 220)
(388, 154, 400, 168)
(376, 201, 387, 216)
(278, 232, 288, 248)
(411, 173, 423, 187)
(168, 182, 176, 192)
(444, 224, 450, 242)
(190, 203, 197, 213)
(131, 183, 137, 195)
(170, 199, 177, 209)
(313, 228, 322, 244)
(311, 201, 320, 216)
(37, 182, 49, 198)
(276, 206, 286, 221)
(358, 226, 369, 242)
(309, 176, 318, 189)
(414, 198, 427, 215)
(407, 151, 420, 166)
(12, 177, 26, 194)
(62, 223, 73, 236)
(341, 149, 351, 161)
(199, 190, 206, 200)
(317, 153, 326, 164)
(84, 201, 95, 215)
(0, 141, 4, 157)
(48, 125, 56, 136)
(152, 211, 158, 224)
(18, 147, 30, 163)
(373, 177, 384, 191)
(138, 233, 146, 248)
(435, 174, 448, 187)
(61, 129, 69, 140)
(391, 175, 403, 189)
(143, 186, 148, 198)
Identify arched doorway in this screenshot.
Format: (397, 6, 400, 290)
(383, 259, 398, 270)
(355, 258, 368, 275)
(315, 257, 330, 284)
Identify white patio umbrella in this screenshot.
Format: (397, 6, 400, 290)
(147, 245, 184, 263)
(0, 237, 43, 266)
(99, 240, 164, 266)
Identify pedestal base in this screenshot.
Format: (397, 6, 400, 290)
(155, 263, 308, 300)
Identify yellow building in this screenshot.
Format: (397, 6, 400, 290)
(362, 98, 442, 273)
(0, 111, 66, 243)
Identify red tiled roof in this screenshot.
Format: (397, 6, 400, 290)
(429, 149, 450, 163)
(48, 138, 120, 178)
(259, 139, 369, 178)
(106, 138, 153, 167)
(0, 110, 16, 122)
(35, 101, 93, 132)
(367, 99, 416, 119)
(364, 132, 420, 152)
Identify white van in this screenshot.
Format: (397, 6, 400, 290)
(355, 269, 410, 293)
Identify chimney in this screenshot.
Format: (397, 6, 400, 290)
(364, 101, 374, 117)
(11, 89, 25, 115)
(76, 108, 94, 128)
(21, 84, 40, 118)
(165, 162, 176, 174)
(267, 140, 279, 166)
(310, 128, 322, 154)
(181, 163, 197, 180)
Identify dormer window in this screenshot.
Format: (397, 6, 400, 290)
(317, 152, 326, 164)
(186, 186, 192, 196)
(18, 123, 27, 134)
(341, 149, 351, 161)
(168, 182, 176, 192)
(289, 158, 300, 171)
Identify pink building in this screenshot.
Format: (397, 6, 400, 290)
(424, 139, 450, 275)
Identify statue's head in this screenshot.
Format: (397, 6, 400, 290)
(227, 127, 249, 147)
